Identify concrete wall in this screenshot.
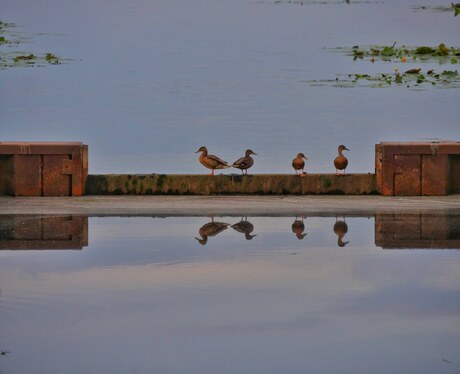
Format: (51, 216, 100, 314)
(85, 174, 377, 195)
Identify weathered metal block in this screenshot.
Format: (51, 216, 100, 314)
(451, 155, 460, 194)
(376, 141, 460, 196)
(0, 142, 88, 196)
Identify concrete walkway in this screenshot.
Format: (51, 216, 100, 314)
(0, 195, 459, 216)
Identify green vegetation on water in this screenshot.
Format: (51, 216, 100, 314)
(0, 20, 67, 69)
(320, 41, 460, 89)
(309, 68, 460, 89)
(347, 42, 460, 63)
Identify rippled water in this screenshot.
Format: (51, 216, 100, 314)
(0, 214, 459, 373)
(1, 0, 459, 174)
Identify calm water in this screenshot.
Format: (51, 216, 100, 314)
(1, 0, 459, 174)
(0, 213, 459, 373)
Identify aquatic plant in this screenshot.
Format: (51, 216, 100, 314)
(453, 2, 460, 16)
(14, 54, 35, 62)
(308, 68, 460, 89)
(0, 20, 66, 69)
(347, 42, 460, 63)
(45, 53, 60, 64)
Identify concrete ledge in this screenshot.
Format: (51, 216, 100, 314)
(85, 174, 377, 195)
(0, 195, 459, 216)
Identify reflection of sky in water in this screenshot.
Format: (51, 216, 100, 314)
(0, 216, 459, 373)
(1, 0, 459, 174)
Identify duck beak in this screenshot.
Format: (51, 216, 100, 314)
(195, 149, 200, 153)
(253, 152, 257, 155)
(344, 147, 350, 151)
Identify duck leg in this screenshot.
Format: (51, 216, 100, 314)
(336, 169, 339, 176)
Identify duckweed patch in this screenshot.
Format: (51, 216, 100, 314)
(0, 20, 69, 69)
(308, 69, 460, 89)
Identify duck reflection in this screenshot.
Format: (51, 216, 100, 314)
(333, 217, 349, 247)
(195, 218, 230, 245)
(231, 217, 257, 240)
(292, 217, 307, 240)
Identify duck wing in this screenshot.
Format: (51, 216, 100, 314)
(205, 154, 230, 169)
(233, 156, 253, 169)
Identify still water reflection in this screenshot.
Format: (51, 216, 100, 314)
(1, 213, 459, 373)
(1, 213, 459, 250)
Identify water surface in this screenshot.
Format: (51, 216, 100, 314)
(1, 0, 459, 174)
(0, 213, 459, 373)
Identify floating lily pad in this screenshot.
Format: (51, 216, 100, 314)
(306, 69, 460, 89)
(333, 42, 460, 64)
(0, 20, 68, 69)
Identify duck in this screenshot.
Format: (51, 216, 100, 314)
(195, 218, 230, 245)
(231, 217, 256, 240)
(292, 217, 307, 240)
(195, 146, 230, 176)
(232, 149, 257, 175)
(334, 145, 349, 176)
(333, 218, 349, 247)
(292, 153, 308, 176)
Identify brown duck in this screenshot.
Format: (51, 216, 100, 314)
(334, 145, 349, 176)
(292, 153, 308, 176)
(232, 149, 257, 175)
(292, 217, 307, 240)
(231, 217, 256, 240)
(333, 218, 349, 247)
(196, 146, 230, 176)
(195, 218, 230, 245)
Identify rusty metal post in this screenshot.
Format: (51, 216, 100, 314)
(0, 142, 88, 196)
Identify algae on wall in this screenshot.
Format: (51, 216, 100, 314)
(85, 174, 378, 195)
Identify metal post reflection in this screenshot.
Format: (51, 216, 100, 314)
(0, 215, 88, 250)
(375, 213, 460, 249)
